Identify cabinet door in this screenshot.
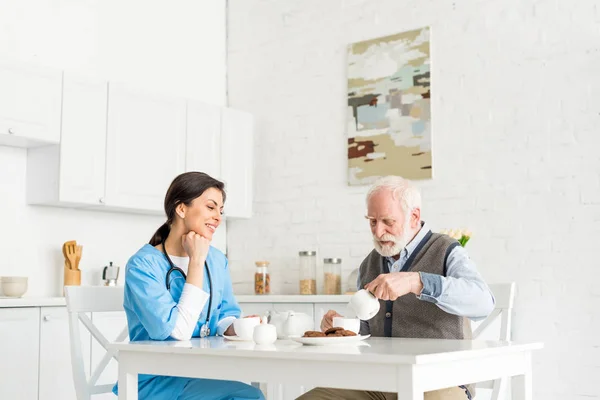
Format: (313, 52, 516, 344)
(59, 74, 108, 205)
(186, 100, 221, 179)
(0, 62, 62, 147)
(39, 307, 91, 400)
(220, 108, 254, 218)
(105, 84, 186, 213)
(90, 311, 129, 399)
(0, 308, 40, 400)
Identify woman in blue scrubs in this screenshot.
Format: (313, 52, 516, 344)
(113, 172, 264, 400)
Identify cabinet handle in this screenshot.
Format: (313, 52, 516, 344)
(8, 128, 14, 135)
(99, 197, 105, 204)
(43, 315, 51, 322)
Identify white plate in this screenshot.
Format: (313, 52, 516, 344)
(289, 334, 370, 346)
(223, 335, 253, 342)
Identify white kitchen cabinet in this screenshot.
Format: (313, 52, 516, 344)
(0, 62, 62, 148)
(105, 83, 187, 213)
(27, 74, 108, 207)
(0, 308, 40, 400)
(90, 311, 128, 399)
(39, 307, 82, 400)
(186, 100, 221, 179)
(220, 107, 254, 219)
(18, 62, 253, 223)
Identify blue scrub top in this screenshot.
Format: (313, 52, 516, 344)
(121, 243, 241, 386)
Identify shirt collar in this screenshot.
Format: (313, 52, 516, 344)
(385, 221, 430, 265)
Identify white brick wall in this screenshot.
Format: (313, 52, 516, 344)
(226, 0, 600, 398)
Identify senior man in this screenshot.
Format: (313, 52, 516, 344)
(298, 176, 495, 400)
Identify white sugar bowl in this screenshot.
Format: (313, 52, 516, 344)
(253, 316, 277, 345)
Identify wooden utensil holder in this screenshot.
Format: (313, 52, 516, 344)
(63, 262, 81, 295)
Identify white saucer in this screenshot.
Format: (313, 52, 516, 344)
(223, 335, 253, 342)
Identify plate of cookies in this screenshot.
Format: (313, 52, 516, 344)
(289, 327, 370, 346)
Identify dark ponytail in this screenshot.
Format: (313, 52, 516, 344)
(149, 172, 226, 246)
(149, 222, 171, 247)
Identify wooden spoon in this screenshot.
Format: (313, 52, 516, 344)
(74, 245, 83, 270)
(62, 241, 71, 269)
(63, 240, 77, 270)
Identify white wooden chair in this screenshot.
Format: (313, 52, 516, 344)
(65, 286, 128, 400)
(472, 282, 516, 400)
(276, 283, 516, 400)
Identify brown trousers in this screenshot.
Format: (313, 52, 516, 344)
(296, 386, 468, 400)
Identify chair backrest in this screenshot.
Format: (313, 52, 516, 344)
(473, 282, 516, 400)
(65, 286, 127, 400)
(472, 282, 515, 341)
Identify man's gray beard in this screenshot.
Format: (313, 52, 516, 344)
(373, 233, 408, 257)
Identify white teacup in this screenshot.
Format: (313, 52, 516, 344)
(233, 317, 261, 340)
(349, 289, 380, 320)
(332, 316, 360, 334)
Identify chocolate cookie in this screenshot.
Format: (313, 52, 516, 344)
(340, 330, 357, 336)
(303, 331, 326, 337)
(324, 327, 344, 335)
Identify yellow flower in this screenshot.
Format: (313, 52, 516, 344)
(439, 228, 472, 246)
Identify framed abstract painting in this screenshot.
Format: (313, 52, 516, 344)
(347, 27, 432, 184)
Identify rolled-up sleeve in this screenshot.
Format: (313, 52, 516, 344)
(417, 246, 495, 321)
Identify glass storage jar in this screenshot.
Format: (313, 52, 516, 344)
(323, 258, 342, 295)
(254, 261, 270, 295)
(298, 251, 317, 295)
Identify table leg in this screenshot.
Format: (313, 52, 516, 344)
(118, 354, 138, 400)
(512, 352, 533, 400)
(396, 386, 424, 400)
(397, 366, 424, 400)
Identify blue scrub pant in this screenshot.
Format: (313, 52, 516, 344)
(116, 376, 264, 400)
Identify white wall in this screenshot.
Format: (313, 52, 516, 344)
(0, 0, 226, 104)
(0, 0, 227, 296)
(226, 0, 600, 399)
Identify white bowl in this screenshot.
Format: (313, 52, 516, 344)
(1, 277, 28, 298)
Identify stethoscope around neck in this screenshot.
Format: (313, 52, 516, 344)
(161, 240, 213, 337)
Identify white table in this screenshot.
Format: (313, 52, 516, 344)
(110, 337, 543, 400)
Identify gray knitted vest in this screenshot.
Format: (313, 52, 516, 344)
(358, 231, 474, 397)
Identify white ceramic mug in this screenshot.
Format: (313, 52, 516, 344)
(233, 317, 261, 340)
(349, 289, 380, 320)
(332, 316, 360, 334)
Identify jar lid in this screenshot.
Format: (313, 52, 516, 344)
(299, 251, 316, 256)
(255, 261, 270, 266)
(323, 258, 342, 264)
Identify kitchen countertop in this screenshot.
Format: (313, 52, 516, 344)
(236, 294, 352, 303)
(0, 294, 353, 308)
(0, 297, 66, 308)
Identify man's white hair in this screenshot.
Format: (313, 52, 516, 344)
(366, 176, 422, 214)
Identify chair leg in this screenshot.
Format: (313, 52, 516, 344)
(491, 377, 507, 400)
